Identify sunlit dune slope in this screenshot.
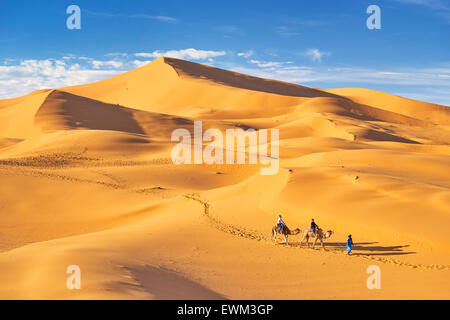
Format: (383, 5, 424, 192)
(0, 89, 52, 138)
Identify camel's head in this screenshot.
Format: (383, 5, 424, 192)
(293, 228, 301, 234)
(326, 230, 334, 238)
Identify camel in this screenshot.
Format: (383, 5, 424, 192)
(272, 225, 301, 245)
(300, 228, 333, 248)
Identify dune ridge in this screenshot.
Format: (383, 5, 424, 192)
(0, 57, 449, 299)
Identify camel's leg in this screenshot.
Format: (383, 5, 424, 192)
(305, 235, 309, 247)
(320, 238, 324, 249)
(284, 235, 288, 245)
(272, 230, 276, 242)
(313, 237, 318, 249)
(300, 234, 305, 246)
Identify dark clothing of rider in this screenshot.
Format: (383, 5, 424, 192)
(311, 221, 319, 233)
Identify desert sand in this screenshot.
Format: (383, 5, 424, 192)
(0, 57, 449, 299)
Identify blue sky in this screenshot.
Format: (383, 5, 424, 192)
(1, 0, 449, 105)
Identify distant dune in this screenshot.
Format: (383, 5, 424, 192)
(0, 57, 449, 299)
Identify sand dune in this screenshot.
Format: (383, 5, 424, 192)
(0, 57, 449, 299)
(325, 88, 450, 125)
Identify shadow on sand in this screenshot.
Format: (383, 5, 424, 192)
(288, 241, 416, 256)
(164, 57, 344, 99)
(109, 265, 227, 300)
(328, 242, 416, 256)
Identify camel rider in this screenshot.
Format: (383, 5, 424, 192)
(310, 218, 319, 234)
(277, 214, 286, 233)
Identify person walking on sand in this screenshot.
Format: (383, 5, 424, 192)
(347, 234, 353, 255)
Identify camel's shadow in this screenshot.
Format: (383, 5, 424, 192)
(285, 241, 416, 256)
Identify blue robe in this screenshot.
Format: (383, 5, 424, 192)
(346, 237, 352, 253)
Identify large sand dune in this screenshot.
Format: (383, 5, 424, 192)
(0, 57, 449, 299)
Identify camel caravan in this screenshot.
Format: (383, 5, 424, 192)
(272, 215, 334, 248)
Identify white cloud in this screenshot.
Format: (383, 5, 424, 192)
(306, 48, 330, 63)
(105, 52, 129, 57)
(132, 60, 151, 68)
(248, 59, 294, 69)
(249, 60, 284, 68)
(0, 59, 121, 99)
(129, 14, 179, 24)
(91, 60, 124, 69)
(237, 50, 254, 58)
(86, 11, 180, 23)
(135, 48, 227, 60)
(62, 55, 91, 61)
(153, 16, 179, 24)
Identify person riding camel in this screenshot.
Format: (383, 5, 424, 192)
(309, 218, 319, 234)
(277, 214, 286, 233)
